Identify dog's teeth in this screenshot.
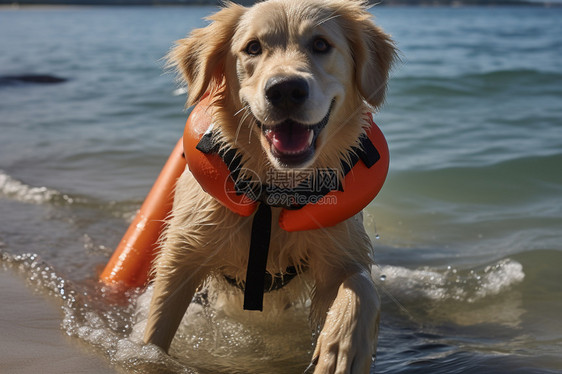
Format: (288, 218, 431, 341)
(307, 130, 314, 146)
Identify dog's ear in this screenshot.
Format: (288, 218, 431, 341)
(167, 3, 246, 107)
(346, 15, 397, 109)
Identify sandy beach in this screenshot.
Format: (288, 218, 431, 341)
(0, 269, 115, 374)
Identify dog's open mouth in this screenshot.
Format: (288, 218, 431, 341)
(260, 102, 334, 167)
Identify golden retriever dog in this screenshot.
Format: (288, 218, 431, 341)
(144, 0, 396, 372)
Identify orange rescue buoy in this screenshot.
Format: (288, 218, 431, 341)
(182, 103, 389, 232)
(99, 138, 185, 289)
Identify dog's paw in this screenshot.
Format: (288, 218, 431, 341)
(311, 313, 376, 373)
(310, 273, 379, 374)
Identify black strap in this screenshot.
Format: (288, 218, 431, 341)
(243, 202, 272, 311)
(194, 129, 380, 311)
(358, 133, 380, 168)
(195, 131, 216, 154)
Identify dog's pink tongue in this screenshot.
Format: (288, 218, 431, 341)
(266, 122, 313, 155)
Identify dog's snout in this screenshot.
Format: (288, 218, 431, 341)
(265, 77, 309, 110)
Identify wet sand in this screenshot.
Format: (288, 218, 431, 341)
(0, 269, 115, 374)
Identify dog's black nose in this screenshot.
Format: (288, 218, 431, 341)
(265, 77, 309, 110)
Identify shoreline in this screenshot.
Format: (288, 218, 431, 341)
(0, 268, 115, 374)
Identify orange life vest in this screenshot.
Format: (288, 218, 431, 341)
(183, 94, 389, 232)
(184, 95, 389, 311)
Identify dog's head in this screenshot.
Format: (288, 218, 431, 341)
(170, 0, 396, 170)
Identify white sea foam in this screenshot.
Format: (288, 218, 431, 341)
(0, 171, 72, 204)
(373, 258, 525, 303)
(1, 250, 529, 373)
(372, 259, 527, 327)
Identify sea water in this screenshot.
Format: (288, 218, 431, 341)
(1, 5, 561, 374)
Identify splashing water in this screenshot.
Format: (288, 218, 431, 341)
(373, 259, 524, 303)
(372, 259, 526, 328)
(0, 171, 73, 205)
(0, 251, 315, 374)
(0, 252, 186, 373)
(1, 248, 528, 374)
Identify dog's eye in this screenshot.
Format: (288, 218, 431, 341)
(245, 40, 262, 56)
(312, 37, 331, 54)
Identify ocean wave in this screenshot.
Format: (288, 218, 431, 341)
(373, 258, 524, 304)
(463, 69, 562, 85)
(373, 258, 526, 328)
(0, 170, 73, 205)
(397, 68, 562, 83)
(388, 153, 562, 205)
(393, 75, 474, 97)
(394, 69, 562, 97)
(0, 170, 140, 222)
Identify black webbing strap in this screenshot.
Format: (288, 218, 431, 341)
(243, 202, 272, 311)
(358, 133, 380, 168)
(194, 129, 380, 311)
(196, 132, 272, 310)
(195, 130, 215, 153)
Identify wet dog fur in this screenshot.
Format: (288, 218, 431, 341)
(144, 1, 396, 373)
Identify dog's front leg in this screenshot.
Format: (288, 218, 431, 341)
(143, 258, 207, 352)
(312, 270, 380, 374)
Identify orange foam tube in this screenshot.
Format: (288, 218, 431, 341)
(100, 138, 186, 289)
(183, 95, 258, 217)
